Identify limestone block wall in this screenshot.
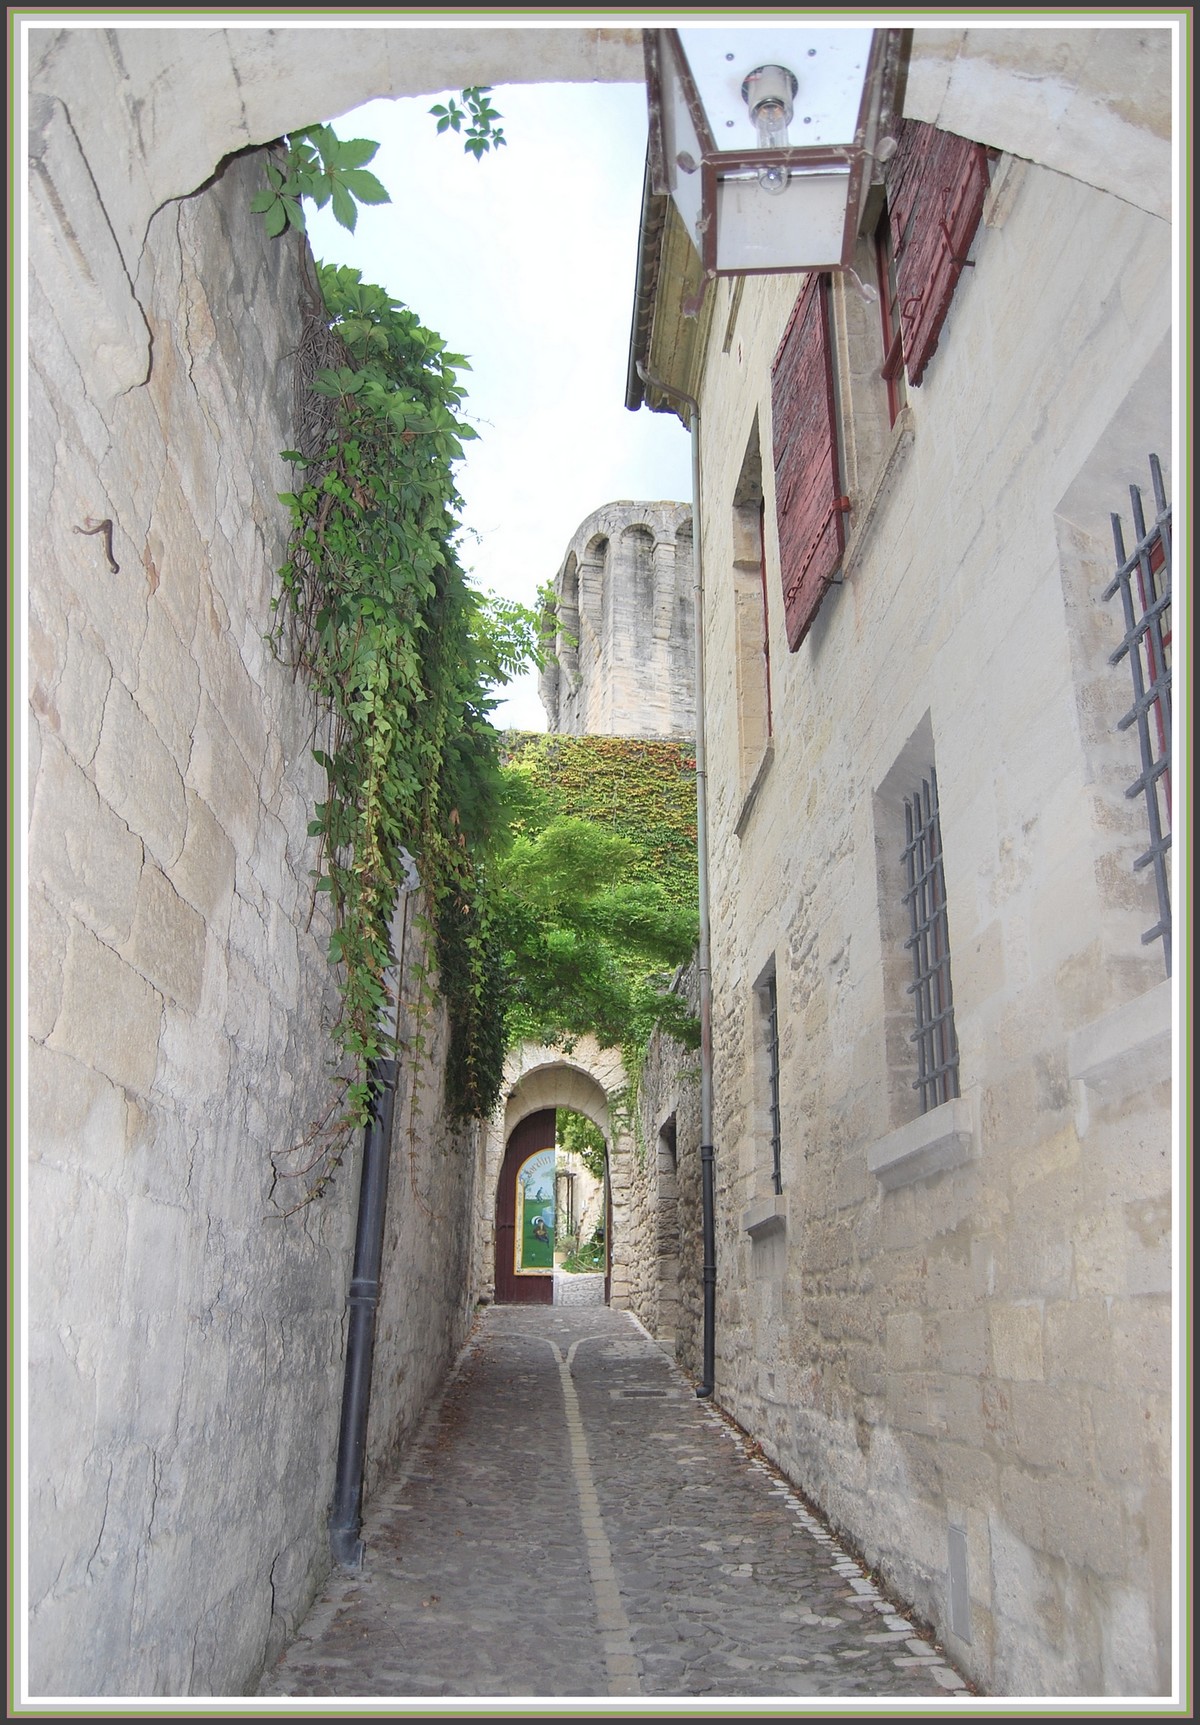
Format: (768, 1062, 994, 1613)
(539, 500, 695, 740)
(691, 157, 1173, 1696)
(636, 964, 703, 1361)
(364, 902, 483, 1510)
(25, 140, 476, 1697)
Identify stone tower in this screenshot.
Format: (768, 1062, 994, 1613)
(538, 500, 695, 738)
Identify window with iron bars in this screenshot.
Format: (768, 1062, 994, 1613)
(1106, 455, 1172, 975)
(902, 768, 960, 1112)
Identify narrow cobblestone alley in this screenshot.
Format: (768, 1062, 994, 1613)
(259, 1307, 970, 1703)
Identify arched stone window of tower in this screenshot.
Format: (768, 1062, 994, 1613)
(579, 535, 607, 651)
(672, 518, 696, 736)
(621, 525, 656, 647)
(559, 553, 580, 679)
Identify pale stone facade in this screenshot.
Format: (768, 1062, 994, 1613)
(539, 500, 695, 739)
(628, 27, 1176, 1698)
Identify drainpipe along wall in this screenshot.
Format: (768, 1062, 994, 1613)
(636, 362, 716, 1397)
(329, 871, 417, 1567)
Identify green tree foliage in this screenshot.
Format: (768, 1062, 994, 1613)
(429, 86, 507, 160)
(485, 753, 700, 1062)
(500, 733, 698, 913)
(253, 92, 506, 240)
(251, 125, 391, 236)
(558, 1108, 607, 1182)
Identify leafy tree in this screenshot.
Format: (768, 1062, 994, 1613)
(558, 1109, 607, 1182)
(486, 786, 699, 1057)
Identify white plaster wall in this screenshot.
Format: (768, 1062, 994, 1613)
(693, 157, 1173, 1696)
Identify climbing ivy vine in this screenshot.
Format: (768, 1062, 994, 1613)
(252, 90, 507, 239)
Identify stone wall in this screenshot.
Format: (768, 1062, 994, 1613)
(687, 152, 1173, 1696)
(539, 500, 695, 739)
(26, 138, 477, 1697)
(636, 964, 703, 1365)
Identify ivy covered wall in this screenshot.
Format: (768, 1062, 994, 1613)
(500, 732, 698, 913)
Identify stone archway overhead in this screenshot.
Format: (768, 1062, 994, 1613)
(504, 1056, 611, 1141)
(26, 25, 645, 272)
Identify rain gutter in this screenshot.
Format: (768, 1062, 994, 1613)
(329, 862, 418, 1567)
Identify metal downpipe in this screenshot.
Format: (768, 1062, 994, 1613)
(329, 865, 417, 1568)
(329, 1056, 398, 1569)
(636, 362, 716, 1398)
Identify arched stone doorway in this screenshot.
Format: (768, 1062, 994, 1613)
(481, 1042, 623, 1309)
(494, 1107, 556, 1304)
(492, 1105, 611, 1307)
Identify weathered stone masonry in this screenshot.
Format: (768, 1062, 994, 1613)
(26, 137, 478, 1697)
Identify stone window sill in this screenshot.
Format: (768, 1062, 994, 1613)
(842, 407, 916, 584)
(735, 739, 775, 838)
(867, 1095, 975, 1190)
(742, 1192, 787, 1239)
(1068, 978, 1172, 1102)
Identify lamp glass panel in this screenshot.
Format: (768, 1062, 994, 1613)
(660, 38, 706, 248)
(714, 168, 851, 273)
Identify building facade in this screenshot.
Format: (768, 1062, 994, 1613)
(627, 26, 1176, 1699)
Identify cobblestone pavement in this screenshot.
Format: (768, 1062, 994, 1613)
(259, 1306, 971, 1705)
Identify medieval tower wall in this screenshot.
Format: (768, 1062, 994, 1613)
(539, 500, 695, 739)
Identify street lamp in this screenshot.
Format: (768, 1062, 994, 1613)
(645, 27, 905, 278)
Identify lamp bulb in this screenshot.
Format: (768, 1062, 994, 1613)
(742, 66, 798, 198)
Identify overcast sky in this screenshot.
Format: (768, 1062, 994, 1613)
(304, 81, 695, 730)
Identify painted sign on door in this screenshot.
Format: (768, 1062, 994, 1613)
(515, 1147, 555, 1273)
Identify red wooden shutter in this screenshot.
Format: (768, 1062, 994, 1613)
(887, 119, 989, 386)
(771, 272, 848, 653)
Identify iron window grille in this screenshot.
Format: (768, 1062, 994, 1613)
(1106, 454, 1172, 974)
(902, 769, 960, 1112)
(763, 972, 783, 1194)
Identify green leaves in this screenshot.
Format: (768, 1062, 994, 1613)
(254, 124, 392, 240)
(429, 86, 507, 161)
(249, 159, 307, 237)
(255, 92, 507, 244)
(488, 803, 699, 1058)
